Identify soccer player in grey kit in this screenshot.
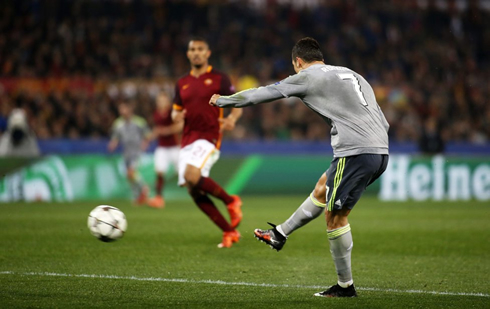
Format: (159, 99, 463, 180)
(210, 37, 389, 297)
(108, 102, 152, 205)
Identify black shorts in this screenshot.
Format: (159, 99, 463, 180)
(124, 156, 140, 170)
(326, 154, 389, 211)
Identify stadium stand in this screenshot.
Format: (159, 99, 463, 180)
(0, 0, 489, 148)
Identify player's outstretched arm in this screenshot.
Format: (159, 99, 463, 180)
(210, 73, 308, 108)
(210, 87, 284, 108)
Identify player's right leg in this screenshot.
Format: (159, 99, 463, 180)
(315, 154, 388, 298)
(125, 157, 148, 205)
(314, 207, 356, 298)
(254, 173, 327, 251)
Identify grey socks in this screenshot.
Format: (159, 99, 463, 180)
(327, 224, 353, 287)
(277, 193, 325, 237)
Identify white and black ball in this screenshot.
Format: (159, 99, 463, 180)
(87, 205, 127, 242)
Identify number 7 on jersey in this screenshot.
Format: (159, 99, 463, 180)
(337, 73, 368, 106)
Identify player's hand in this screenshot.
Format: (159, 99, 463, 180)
(107, 140, 118, 153)
(209, 94, 221, 106)
(219, 115, 236, 132)
(172, 109, 186, 123)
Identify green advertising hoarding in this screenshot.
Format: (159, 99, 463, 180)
(379, 155, 490, 201)
(0, 154, 489, 202)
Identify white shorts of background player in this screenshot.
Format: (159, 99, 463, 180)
(178, 139, 220, 186)
(154, 146, 179, 174)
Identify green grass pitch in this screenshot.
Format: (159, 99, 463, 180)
(1, 196, 489, 308)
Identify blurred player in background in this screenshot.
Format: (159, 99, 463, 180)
(108, 102, 152, 205)
(211, 37, 389, 296)
(147, 92, 182, 209)
(0, 108, 40, 157)
(172, 37, 243, 248)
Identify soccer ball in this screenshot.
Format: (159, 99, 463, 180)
(87, 205, 127, 242)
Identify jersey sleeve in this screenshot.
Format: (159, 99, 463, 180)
(220, 74, 235, 96)
(216, 73, 309, 108)
(173, 83, 183, 111)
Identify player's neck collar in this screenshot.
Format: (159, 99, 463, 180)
(190, 65, 213, 77)
(299, 61, 324, 72)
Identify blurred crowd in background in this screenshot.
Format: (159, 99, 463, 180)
(0, 0, 489, 152)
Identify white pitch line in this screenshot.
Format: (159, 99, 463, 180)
(1, 271, 488, 298)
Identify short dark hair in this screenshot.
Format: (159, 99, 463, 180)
(189, 36, 209, 46)
(291, 37, 324, 63)
(118, 100, 134, 109)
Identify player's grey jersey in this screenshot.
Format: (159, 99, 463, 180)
(111, 116, 150, 159)
(216, 64, 389, 157)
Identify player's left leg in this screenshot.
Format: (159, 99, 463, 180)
(315, 154, 388, 298)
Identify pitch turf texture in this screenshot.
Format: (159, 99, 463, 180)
(1, 197, 489, 308)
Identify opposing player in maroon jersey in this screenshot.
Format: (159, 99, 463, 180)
(148, 92, 182, 209)
(172, 37, 243, 248)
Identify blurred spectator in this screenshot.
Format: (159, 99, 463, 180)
(0, 108, 40, 157)
(0, 112, 7, 134)
(0, 0, 489, 147)
(418, 117, 445, 155)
